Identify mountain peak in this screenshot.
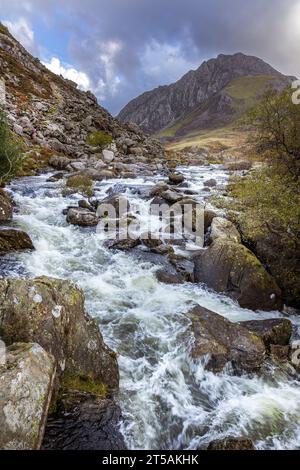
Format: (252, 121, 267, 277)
(118, 52, 292, 137)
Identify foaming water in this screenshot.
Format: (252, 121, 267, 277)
(2, 168, 300, 450)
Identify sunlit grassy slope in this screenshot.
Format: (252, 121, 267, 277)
(158, 75, 276, 145)
(165, 126, 250, 157)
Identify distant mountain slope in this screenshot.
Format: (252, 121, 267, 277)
(0, 23, 163, 162)
(118, 53, 293, 138)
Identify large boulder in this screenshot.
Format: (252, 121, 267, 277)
(209, 217, 241, 244)
(42, 392, 126, 450)
(239, 319, 292, 350)
(0, 228, 34, 255)
(0, 277, 119, 392)
(188, 305, 266, 373)
(66, 208, 99, 227)
(0, 189, 13, 222)
(194, 240, 282, 311)
(0, 343, 56, 450)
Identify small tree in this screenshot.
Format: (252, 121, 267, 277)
(246, 87, 300, 177)
(0, 107, 22, 184)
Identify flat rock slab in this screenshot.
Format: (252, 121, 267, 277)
(0, 343, 55, 450)
(42, 392, 126, 450)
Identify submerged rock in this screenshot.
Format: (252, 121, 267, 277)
(0, 189, 13, 222)
(42, 392, 126, 450)
(194, 240, 283, 311)
(188, 305, 266, 373)
(0, 277, 119, 392)
(0, 343, 55, 450)
(207, 437, 255, 450)
(0, 228, 34, 255)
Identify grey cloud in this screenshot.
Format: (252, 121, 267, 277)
(1, 0, 300, 114)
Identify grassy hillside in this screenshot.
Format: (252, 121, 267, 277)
(164, 126, 250, 157)
(158, 75, 278, 146)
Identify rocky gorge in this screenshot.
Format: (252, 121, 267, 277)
(1, 24, 300, 451)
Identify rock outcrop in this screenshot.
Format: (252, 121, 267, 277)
(194, 240, 282, 311)
(0, 277, 119, 391)
(0, 343, 55, 450)
(188, 305, 266, 373)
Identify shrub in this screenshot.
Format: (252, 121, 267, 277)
(245, 88, 300, 177)
(86, 131, 113, 148)
(0, 107, 23, 184)
(66, 173, 94, 197)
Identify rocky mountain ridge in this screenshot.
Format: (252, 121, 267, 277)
(118, 52, 294, 137)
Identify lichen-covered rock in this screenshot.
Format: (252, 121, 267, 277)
(42, 391, 126, 450)
(209, 217, 241, 244)
(0, 343, 55, 450)
(188, 305, 266, 373)
(66, 207, 99, 226)
(0, 189, 13, 222)
(207, 437, 255, 450)
(194, 240, 282, 311)
(0, 277, 119, 392)
(0, 228, 34, 255)
(240, 318, 292, 350)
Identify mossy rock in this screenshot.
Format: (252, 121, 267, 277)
(66, 174, 94, 197)
(194, 239, 283, 311)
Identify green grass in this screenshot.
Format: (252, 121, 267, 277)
(158, 75, 276, 143)
(225, 75, 275, 102)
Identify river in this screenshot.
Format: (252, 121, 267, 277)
(2, 164, 300, 450)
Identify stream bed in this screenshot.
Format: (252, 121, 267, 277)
(2, 164, 300, 450)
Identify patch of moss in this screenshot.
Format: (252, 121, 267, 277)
(61, 372, 108, 397)
(86, 131, 113, 148)
(66, 174, 94, 197)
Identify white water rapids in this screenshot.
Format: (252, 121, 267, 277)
(2, 165, 300, 450)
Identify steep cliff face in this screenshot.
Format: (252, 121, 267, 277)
(0, 23, 163, 163)
(118, 53, 293, 137)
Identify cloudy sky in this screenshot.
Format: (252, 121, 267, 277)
(1, 0, 300, 115)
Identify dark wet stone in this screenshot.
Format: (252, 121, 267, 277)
(42, 392, 126, 450)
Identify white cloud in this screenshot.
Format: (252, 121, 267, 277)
(3, 17, 35, 52)
(94, 40, 123, 100)
(43, 57, 91, 91)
